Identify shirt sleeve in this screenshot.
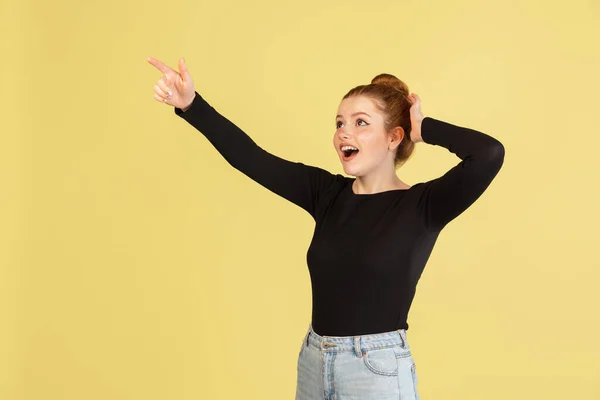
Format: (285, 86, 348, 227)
(419, 116, 505, 231)
(173, 91, 338, 221)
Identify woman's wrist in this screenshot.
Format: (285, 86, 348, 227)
(180, 94, 195, 112)
(181, 101, 193, 112)
(410, 119, 424, 143)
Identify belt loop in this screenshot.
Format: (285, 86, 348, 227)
(305, 324, 311, 347)
(354, 336, 362, 358)
(397, 329, 406, 349)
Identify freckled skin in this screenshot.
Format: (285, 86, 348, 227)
(333, 96, 408, 194)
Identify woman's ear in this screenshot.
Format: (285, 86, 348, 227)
(389, 126, 405, 150)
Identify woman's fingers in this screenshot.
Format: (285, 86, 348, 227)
(154, 93, 169, 104)
(154, 84, 169, 99)
(148, 56, 193, 108)
(409, 94, 421, 109)
(177, 58, 191, 82)
(157, 78, 173, 98)
(147, 56, 174, 75)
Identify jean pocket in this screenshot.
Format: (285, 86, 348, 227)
(362, 346, 399, 376)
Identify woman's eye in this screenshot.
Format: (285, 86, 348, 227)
(336, 119, 368, 129)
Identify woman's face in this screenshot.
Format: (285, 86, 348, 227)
(333, 95, 402, 177)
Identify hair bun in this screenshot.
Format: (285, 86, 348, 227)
(371, 73, 409, 97)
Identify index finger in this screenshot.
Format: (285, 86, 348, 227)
(147, 56, 174, 74)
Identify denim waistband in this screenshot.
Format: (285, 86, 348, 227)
(303, 323, 410, 354)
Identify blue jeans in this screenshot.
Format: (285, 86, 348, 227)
(295, 323, 420, 400)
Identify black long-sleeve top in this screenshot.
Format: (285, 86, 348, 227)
(174, 92, 505, 336)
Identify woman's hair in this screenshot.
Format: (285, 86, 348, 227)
(342, 73, 415, 168)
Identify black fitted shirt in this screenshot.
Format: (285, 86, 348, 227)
(174, 92, 505, 336)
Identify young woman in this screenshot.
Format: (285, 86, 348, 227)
(147, 56, 505, 400)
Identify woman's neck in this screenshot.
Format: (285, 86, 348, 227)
(352, 176, 411, 195)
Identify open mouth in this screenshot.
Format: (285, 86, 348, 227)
(341, 147, 359, 162)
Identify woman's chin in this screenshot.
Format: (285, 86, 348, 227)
(342, 165, 359, 176)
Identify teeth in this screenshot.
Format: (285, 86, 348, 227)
(341, 145, 358, 151)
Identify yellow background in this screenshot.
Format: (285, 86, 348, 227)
(2, 0, 599, 398)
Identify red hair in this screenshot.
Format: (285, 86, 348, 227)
(342, 73, 415, 168)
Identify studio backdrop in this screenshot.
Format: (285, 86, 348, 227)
(2, 0, 599, 398)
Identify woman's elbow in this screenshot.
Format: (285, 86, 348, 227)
(486, 140, 505, 172)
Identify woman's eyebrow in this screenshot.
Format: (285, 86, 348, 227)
(336, 112, 371, 119)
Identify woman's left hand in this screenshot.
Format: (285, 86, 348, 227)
(408, 93, 424, 143)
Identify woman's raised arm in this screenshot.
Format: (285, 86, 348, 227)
(147, 56, 338, 220)
(418, 116, 505, 231)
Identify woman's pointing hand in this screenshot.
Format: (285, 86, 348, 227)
(147, 56, 195, 111)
